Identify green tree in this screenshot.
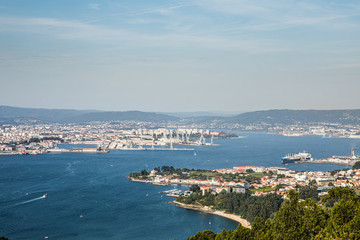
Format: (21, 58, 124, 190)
(189, 184, 200, 193)
(317, 187, 360, 239)
(270, 190, 327, 240)
(298, 185, 319, 201)
(140, 169, 148, 176)
(321, 187, 357, 207)
(230, 224, 253, 240)
(317, 198, 360, 239)
(215, 229, 233, 240)
(185, 187, 360, 240)
(246, 169, 255, 173)
(353, 161, 360, 169)
(187, 230, 216, 240)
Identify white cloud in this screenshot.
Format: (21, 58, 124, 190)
(0, 16, 286, 55)
(0, 16, 127, 40)
(192, 0, 360, 32)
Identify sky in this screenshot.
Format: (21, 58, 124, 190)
(0, 0, 360, 112)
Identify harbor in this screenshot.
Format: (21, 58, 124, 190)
(159, 189, 183, 197)
(282, 148, 360, 166)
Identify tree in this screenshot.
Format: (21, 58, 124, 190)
(189, 184, 200, 193)
(252, 217, 272, 240)
(140, 169, 148, 176)
(298, 185, 319, 201)
(230, 224, 254, 239)
(353, 161, 360, 170)
(321, 187, 357, 207)
(270, 190, 327, 240)
(161, 166, 175, 172)
(187, 230, 216, 240)
(214, 229, 232, 240)
(185, 187, 360, 240)
(317, 188, 360, 239)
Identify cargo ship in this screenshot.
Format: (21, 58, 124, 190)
(282, 151, 312, 164)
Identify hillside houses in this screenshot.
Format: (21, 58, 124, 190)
(144, 166, 360, 197)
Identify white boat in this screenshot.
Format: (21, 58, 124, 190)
(282, 151, 312, 164)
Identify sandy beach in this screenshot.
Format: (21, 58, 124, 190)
(172, 201, 251, 229)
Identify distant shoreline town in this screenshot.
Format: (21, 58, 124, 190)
(1, 106, 360, 138)
(0, 124, 236, 155)
(1, 122, 360, 167)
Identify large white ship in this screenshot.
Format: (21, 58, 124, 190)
(282, 151, 312, 164)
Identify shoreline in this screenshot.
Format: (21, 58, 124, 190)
(172, 201, 251, 229)
(129, 177, 222, 187)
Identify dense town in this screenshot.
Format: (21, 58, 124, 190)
(0, 123, 236, 155)
(130, 165, 360, 198)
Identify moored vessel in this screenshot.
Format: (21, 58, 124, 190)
(282, 151, 312, 164)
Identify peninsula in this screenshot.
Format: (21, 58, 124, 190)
(129, 162, 360, 226)
(172, 201, 251, 228)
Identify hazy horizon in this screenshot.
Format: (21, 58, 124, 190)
(2, 104, 360, 115)
(1, 0, 360, 112)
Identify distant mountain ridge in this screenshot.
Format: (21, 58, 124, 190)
(224, 109, 360, 125)
(1, 106, 360, 125)
(66, 111, 178, 123)
(0, 106, 177, 124)
(0, 106, 92, 124)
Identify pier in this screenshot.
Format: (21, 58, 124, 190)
(47, 148, 109, 153)
(300, 159, 357, 166)
(116, 147, 195, 151)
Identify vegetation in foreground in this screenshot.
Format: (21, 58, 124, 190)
(177, 190, 283, 223)
(186, 187, 360, 240)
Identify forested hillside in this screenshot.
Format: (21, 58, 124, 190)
(187, 188, 360, 240)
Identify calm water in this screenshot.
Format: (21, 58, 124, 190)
(1, 133, 360, 240)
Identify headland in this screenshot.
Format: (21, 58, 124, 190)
(172, 201, 251, 228)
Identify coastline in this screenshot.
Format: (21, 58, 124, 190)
(172, 201, 251, 229)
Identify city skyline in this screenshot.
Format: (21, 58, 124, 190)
(1, 0, 360, 112)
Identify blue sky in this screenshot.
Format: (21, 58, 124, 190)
(0, 0, 360, 112)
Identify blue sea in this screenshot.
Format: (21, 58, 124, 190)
(1, 133, 360, 240)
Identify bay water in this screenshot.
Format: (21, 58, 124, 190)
(1, 133, 360, 240)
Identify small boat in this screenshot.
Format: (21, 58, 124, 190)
(42, 194, 48, 198)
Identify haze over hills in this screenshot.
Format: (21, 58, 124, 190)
(0, 106, 178, 124)
(0, 106, 93, 124)
(1, 106, 360, 125)
(162, 111, 242, 118)
(224, 109, 360, 125)
(66, 111, 178, 123)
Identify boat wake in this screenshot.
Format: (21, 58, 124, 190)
(15, 194, 47, 206)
